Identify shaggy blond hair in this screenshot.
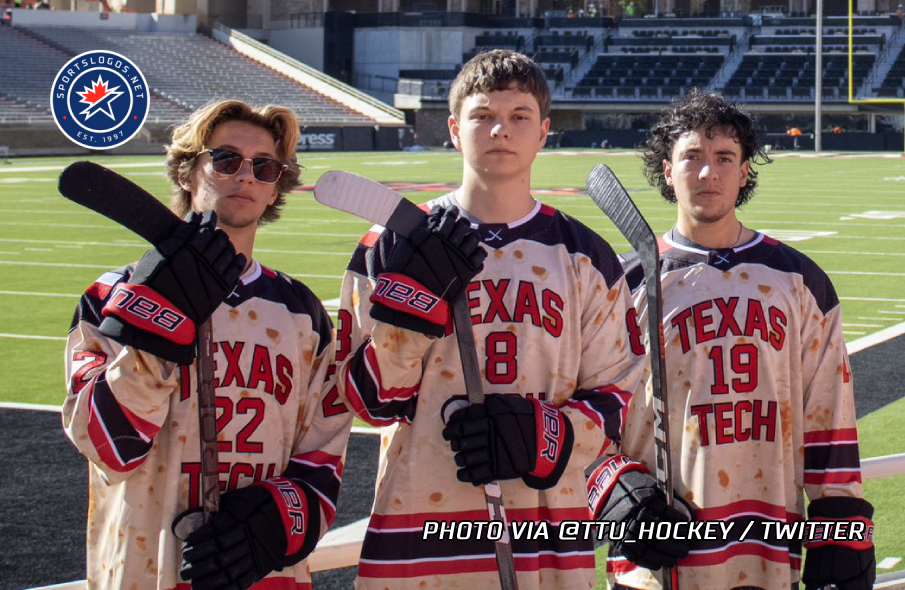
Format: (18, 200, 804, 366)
(165, 100, 301, 224)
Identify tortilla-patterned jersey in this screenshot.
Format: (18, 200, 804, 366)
(609, 229, 864, 590)
(337, 194, 646, 590)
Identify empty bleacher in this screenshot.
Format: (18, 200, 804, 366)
(876, 44, 905, 98)
(722, 52, 875, 101)
(572, 54, 723, 99)
(0, 25, 189, 123)
(14, 26, 378, 125)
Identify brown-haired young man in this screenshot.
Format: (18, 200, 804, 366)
(63, 100, 352, 589)
(587, 90, 874, 590)
(336, 50, 645, 589)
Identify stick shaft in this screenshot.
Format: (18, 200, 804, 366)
(196, 319, 220, 518)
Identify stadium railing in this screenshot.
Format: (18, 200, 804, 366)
(210, 22, 405, 125)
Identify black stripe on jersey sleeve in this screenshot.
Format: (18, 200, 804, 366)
(283, 461, 341, 512)
(572, 389, 627, 445)
(610, 515, 802, 557)
(804, 443, 861, 472)
(92, 374, 153, 464)
(347, 341, 418, 423)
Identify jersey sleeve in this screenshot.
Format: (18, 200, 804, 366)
(799, 272, 864, 501)
(335, 229, 434, 426)
(560, 249, 646, 469)
(62, 270, 180, 485)
(279, 297, 353, 539)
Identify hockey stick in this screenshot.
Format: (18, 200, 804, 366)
(586, 164, 677, 590)
(314, 171, 520, 590)
(59, 161, 221, 521)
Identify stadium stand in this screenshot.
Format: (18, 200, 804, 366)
(877, 43, 905, 98)
(19, 26, 376, 125)
(0, 25, 189, 123)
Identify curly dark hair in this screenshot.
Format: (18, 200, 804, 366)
(642, 89, 772, 207)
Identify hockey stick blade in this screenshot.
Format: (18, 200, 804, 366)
(315, 171, 519, 590)
(59, 161, 180, 247)
(586, 164, 659, 279)
(58, 161, 220, 519)
(314, 171, 426, 238)
(587, 164, 677, 590)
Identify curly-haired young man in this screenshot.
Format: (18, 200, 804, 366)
(587, 90, 875, 590)
(63, 100, 352, 589)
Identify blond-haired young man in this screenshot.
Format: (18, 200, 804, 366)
(63, 100, 352, 589)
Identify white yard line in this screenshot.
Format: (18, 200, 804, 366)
(847, 322, 905, 354)
(0, 237, 349, 257)
(826, 271, 905, 277)
(0, 161, 165, 174)
(840, 297, 905, 303)
(0, 260, 111, 269)
(0, 333, 67, 341)
(0, 290, 79, 298)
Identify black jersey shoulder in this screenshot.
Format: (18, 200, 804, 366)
(236, 266, 334, 354)
(517, 206, 626, 289)
(753, 237, 839, 315)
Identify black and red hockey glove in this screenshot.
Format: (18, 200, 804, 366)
(588, 455, 693, 570)
(99, 211, 245, 365)
(370, 205, 486, 337)
(440, 394, 574, 489)
(802, 496, 875, 590)
(172, 478, 320, 590)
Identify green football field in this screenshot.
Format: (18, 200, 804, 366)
(1, 150, 903, 580)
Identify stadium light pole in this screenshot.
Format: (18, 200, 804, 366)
(815, 0, 823, 152)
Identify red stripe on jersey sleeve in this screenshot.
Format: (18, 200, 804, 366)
(363, 342, 421, 403)
(341, 363, 400, 427)
(291, 450, 343, 474)
(804, 470, 862, 485)
(87, 387, 149, 473)
(261, 264, 277, 278)
(86, 280, 114, 300)
(359, 231, 381, 248)
(539, 203, 556, 217)
(804, 428, 859, 445)
(606, 555, 639, 574)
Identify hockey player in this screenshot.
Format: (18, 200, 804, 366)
(587, 90, 875, 590)
(335, 50, 645, 589)
(62, 100, 352, 589)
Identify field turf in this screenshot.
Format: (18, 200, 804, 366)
(1, 150, 903, 584)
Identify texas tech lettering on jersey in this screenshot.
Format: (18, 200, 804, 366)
(63, 260, 352, 589)
(613, 230, 864, 590)
(337, 194, 646, 589)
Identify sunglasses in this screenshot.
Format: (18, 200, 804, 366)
(204, 148, 287, 184)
